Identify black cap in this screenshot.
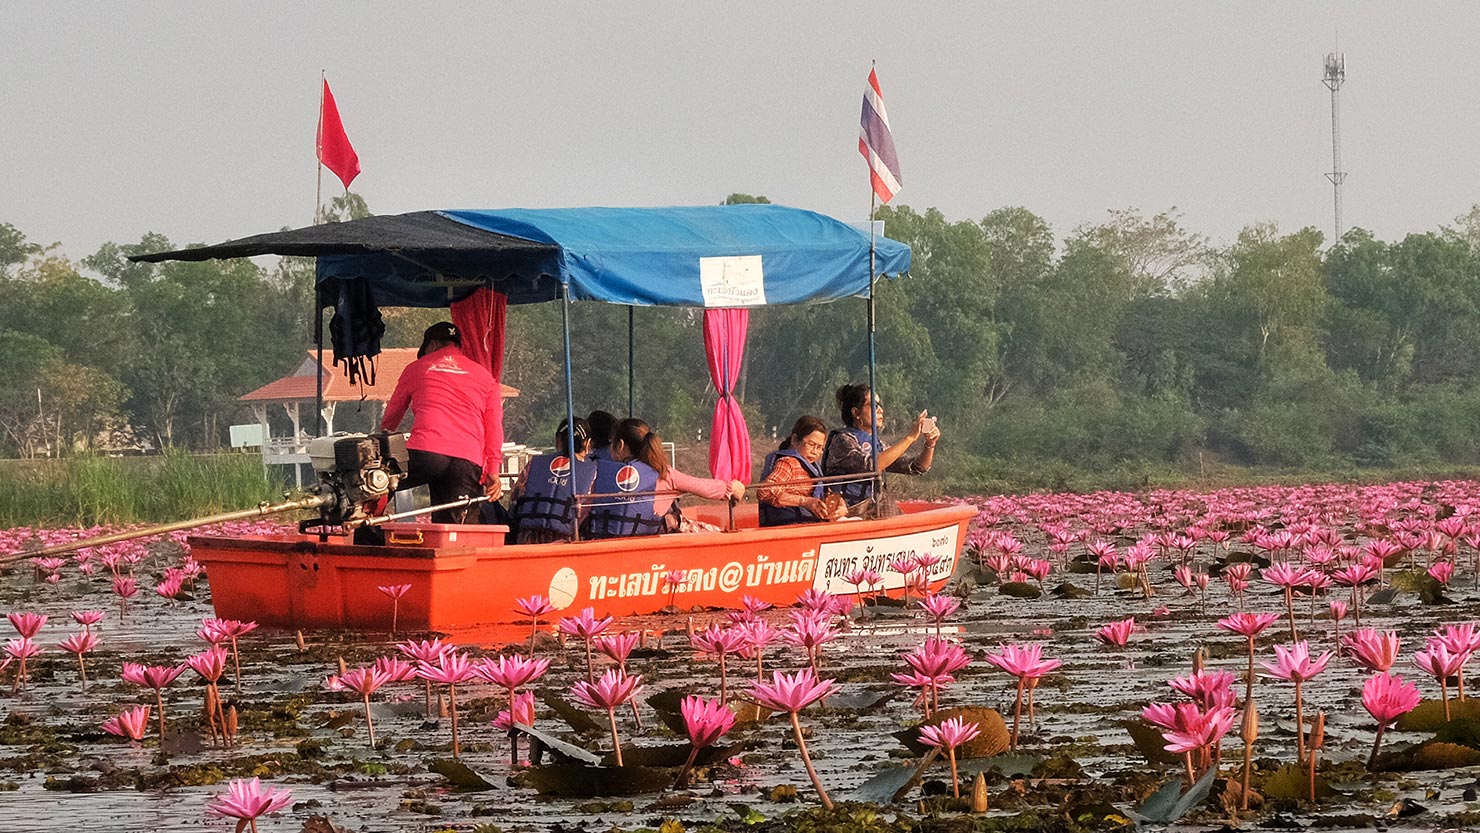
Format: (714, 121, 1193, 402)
(420, 322, 461, 354)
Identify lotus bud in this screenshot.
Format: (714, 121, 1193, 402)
(971, 772, 989, 813)
(295, 630, 306, 652)
(1311, 712, 1326, 751)
(226, 705, 239, 739)
(337, 656, 347, 676)
(1191, 647, 1205, 675)
(439, 694, 450, 718)
(1241, 699, 1258, 743)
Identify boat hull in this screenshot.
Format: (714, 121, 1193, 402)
(188, 502, 976, 632)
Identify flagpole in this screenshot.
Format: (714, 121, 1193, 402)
(313, 70, 325, 440)
(314, 70, 325, 226)
(866, 189, 880, 503)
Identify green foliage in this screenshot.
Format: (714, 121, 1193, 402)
(0, 452, 282, 527)
(8, 198, 1480, 494)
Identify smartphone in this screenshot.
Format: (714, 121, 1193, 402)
(920, 416, 937, 433)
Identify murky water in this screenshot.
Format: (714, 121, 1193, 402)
(5, 485, 1480, 832)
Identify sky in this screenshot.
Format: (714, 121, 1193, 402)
(3, 2, 1478, 262)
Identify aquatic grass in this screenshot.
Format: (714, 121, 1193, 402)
(0, 452, 283, 528)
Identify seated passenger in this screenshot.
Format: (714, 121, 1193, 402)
(583, 418, 745, 538)
(586, 409, 617, 462)
(758, 416, 845, 527)
(822, 383, 941, 518)
(510, 418, 597, 544)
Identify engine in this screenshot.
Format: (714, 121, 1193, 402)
(304, 432, 411, 530)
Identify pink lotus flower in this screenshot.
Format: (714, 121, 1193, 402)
(918, 716, 982, 797)
(681, 694, 737, 748)
(338, 665, 392, 749)
(740, 594, 773, 615)
(492, 690, 537, 733)
(985, 643, 1061, 749)
(594, 631, 640, 666)
(102, 705, 151, 742)
(570, 669, 645, 767)
(378, 583, 411, 599)
(784, 609, 843, 675)
(417, 650, 477, 757)
(1094, 617, 1136, 649)
(737, 619, 781, 681)
(122, 662, 188, 739)
(751, 668, 838, 809)
(71, 610, 104, 630)
(918, 593, 961, 636)
(155, 574, 185, 601)
(58, 630, 99, 691)
(1216, 612, 1280, 638)
(1148, 702, 1237, 757)
(1344, 628, 1399, 673)
(111, 576, 138, 618)
(692, 624, 748, 701)
(207, 777, 294, 831)
(372, 656, 416, 683)
(475, 654, 551, 694)
(5, 637, 41, 692)
(514, 594, 558, 656)
(187, 645, 230, 683)
(1261, 641, 1333, 764)
(1167, 669, 1238, 710)
(1414, 638, 1471, 720)
(559, 607, 614, 681)
(378, 583, 412, 637)
(1427, 562, 1455, 586)
(6, 612, 46, 639)
(396, 637, 451, 664)
(1362, 672, 1422, 768)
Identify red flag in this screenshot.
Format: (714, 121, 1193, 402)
(317, 79, 360, 190)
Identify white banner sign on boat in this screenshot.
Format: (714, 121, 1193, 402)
(812, 523, 960, 595)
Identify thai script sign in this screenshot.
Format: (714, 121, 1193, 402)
(812, 524, 960, 594)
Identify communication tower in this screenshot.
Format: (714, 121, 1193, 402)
(1322, 52, 1347, 243)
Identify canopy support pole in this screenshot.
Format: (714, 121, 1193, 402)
(314, 298, 325, 438)
(866, 192, 881, 502)
(627, 305, 636, 417)
(561, 283, 580, 542)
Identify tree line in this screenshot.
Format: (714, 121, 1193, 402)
(5, 194, 1480, 485)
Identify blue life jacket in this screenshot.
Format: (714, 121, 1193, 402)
(582, 459, 663, 538)
(822, 426, 879, 507)
(589, 446, 611, 462)
(758, 448, 825, 527)
(513, 453, 597, 539)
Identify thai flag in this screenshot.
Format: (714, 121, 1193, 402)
(858, 68, 902, 204)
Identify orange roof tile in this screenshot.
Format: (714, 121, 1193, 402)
(239, 349, 519, 403)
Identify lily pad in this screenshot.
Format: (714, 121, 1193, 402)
(1395, 699, 1480, 732)
(599, 740, 740, 769)
(821, 688, 895, 713)
(513, 723, 602, 766)
(999, 582, 1042, 599)
(541, 690, 603, 735)
(1409, 741, 1480, 770)
(957, 752, 1044, 778)
(429, 758, 497, 790)
(1052, 582, 1093, 599)
(516, 762, 673, 797)
(1133, 768, 1216, 824)
(894, 707, 1010, 758)
(1366, 588, 1400, 606)
(1121, 719, 1182, 765)
(852, 748, 940, 804)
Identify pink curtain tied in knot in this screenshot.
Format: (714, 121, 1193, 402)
(703, 308, 752, 484)
(450, 287, 508, 464)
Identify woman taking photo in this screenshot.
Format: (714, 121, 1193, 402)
(822, 383, 941, 518)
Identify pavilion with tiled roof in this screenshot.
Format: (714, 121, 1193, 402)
(240, 348, 519, 483)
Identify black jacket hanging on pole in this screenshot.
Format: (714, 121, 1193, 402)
(320, 277, 385, 387)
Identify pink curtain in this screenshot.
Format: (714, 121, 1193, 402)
(703, 308, 752, 483)
(450, 287, 507, 455)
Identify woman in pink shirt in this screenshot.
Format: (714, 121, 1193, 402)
(609, 418, 744, 531)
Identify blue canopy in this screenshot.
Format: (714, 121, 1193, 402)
(432, 205, 911, 307)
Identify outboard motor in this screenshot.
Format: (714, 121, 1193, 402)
(304, 432, 412, 531)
